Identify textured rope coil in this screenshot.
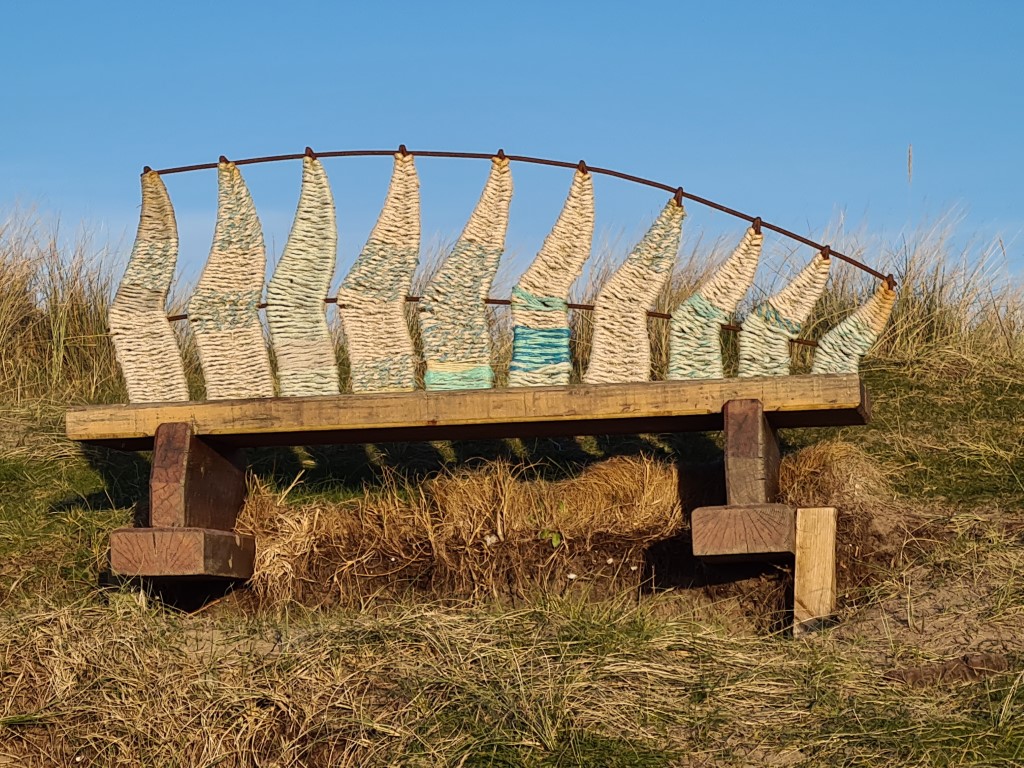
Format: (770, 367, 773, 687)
(668, 225, 762, 379)
(338, 152, 421, 392)
(419, 156, 513, 390)
(187, 161, 275, 399)
(584, 198, 686, 384)
(266, 155, 340, 396)
(109, 170, 190, 403)
(509, 169, 594, 387)
(737, 251, 831, 377)
(811, 282, 897, 374)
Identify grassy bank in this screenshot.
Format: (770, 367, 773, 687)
(1, 211, 1023, 765)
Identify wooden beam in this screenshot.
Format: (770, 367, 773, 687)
(691, 504, 796, 557)
(67, 374, 868, 449)
(724, 399, 781, 505)
(149, 422, 246, 529)
(108, 528, 255, 579)
(793, 507, 838, 637)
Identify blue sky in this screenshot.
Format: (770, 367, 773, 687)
(2, 1, 1022, 285)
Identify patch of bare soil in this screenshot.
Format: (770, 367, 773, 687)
(831, 503, 1024, 663)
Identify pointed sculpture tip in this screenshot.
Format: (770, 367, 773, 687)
(142, 166, 152, 176)
(673, 187, 684, 206)
(820, 245, 831, 260)
(304, 146, 316, 158)
(398, 144, 408, 156)
(752, 216, 762, 235)
(577, 159, 588, 175)
(219, 155, 229, 165)
(496, 148, 506, 160)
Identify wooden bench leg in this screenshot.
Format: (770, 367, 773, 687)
(689, 401, 838, 635)
(109, 422, 255, 579)
(793, 507, 837, 637)
(691, 398, 793, 557)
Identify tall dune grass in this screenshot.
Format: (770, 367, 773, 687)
(0, 215, 121, 406)
(1, 209, 1021, 411)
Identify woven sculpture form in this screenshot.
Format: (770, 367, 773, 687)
(338, 152, 421, 392)
(668, 225, 763, 380)
(109, 171, 190, 403)
(107, 149, 900, 406)
(584, 199, 686, 384)
(737, 251, 831, 377)
(811, 282, 897, 374)
(266, 155, 339, 396)
(419, 155, 513, 390)
(187, 161, 275, 399)
(509, 169, 594, 386)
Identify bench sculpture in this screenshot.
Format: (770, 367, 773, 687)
(67, 147, 897, 633)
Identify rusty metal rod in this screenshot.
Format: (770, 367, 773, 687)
(150, 147, 895, 286)
(165, 297, 821, 347)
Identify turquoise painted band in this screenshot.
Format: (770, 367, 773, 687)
(424, 365, 494, 390)
(511, 286, 569, 312)
(756, 303, 802, 335)
(684, 291, 728, 322)
(510, 326, 571, 371)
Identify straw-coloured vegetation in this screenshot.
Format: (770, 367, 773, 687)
(240, 455, 683, 607)
(1, 208, 1023, 765)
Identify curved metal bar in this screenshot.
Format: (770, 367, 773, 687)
(166, 297, 820, 348)
(149, 147, 894, 285)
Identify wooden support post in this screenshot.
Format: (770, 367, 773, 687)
(149, 422, 246, 529)
(723, 398, 781, 505)
(108, 422, 254, 580)
(793, 507, 838, 637)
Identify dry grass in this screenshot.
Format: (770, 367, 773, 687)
(2, 594, 1022, 767)
(0, 214, 122, 408)
(780, 440, 914, 602)
(234, 440, 907, 611)
(2, 209, 1024, 765)
(238, 455, 682, 607)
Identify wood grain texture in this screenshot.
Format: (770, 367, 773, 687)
(793, 506, 838, 637)
(149, 422, 246, 529)
(690, 504, 796, 557)
(108, 527, 255, 578)
(67, 374, 869, 449)
(723, 399, 781, 505)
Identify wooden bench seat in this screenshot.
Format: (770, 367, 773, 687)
(66, 374, 868, 449)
